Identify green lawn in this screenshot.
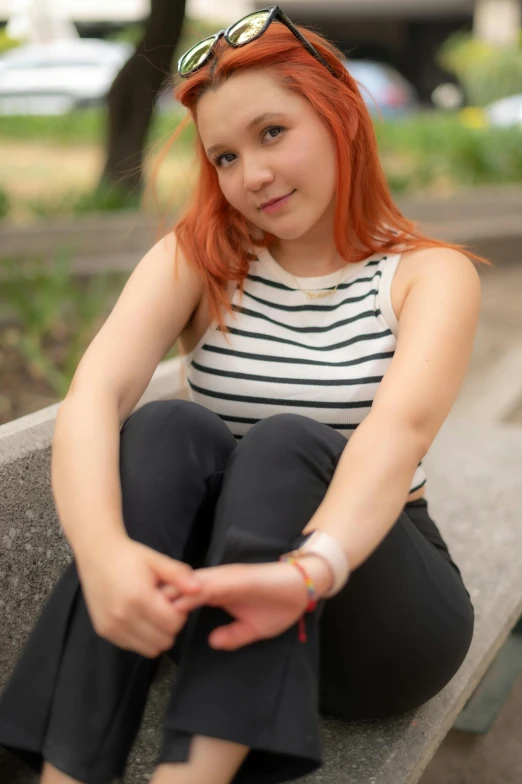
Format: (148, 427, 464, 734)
(1, 107, 521, 221)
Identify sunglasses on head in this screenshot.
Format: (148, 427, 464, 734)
(177, 5, 337, 79)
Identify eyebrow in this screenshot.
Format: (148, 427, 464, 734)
(205, 112, 286, 157)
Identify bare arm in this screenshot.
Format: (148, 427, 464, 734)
(51, 231, 202, 563)
(302, 248, 481, 571)
(168, 249, 483, 652)
(48, 232, 205, 656)
(51, 392, 127, 558)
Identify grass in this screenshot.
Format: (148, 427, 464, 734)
(1, 108, 522, 222)
(0, 249, 179, 407)
(1, 105, 521, 421)
(0, 108, 196, 222)
(0, 110, 109, 144)
(0, 106, 193, 147)
(374, 111, 522, 192)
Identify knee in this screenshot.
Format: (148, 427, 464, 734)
(239, 414, 337, 464)
(120, 399, 235, 477)
(241, 413, 316, 451)
(118, 400, 235, 546)
(122, 399, 231, 447)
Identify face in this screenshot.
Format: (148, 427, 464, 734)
(196, 69, 338, 241)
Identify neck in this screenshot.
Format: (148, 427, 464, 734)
(269, 239, 345, 278)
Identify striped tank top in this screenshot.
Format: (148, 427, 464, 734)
(183, 245, 427, 496)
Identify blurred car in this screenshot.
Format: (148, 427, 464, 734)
(0, 38, 133, 115)
(484, 94, 522, 129)
(344, 59, 419, 118)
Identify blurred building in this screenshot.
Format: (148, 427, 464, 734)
(0, 0, 239, 29)
(0, 0, 521, 101)
(250, 0, 522, 101)
(0, 0, 150, 33)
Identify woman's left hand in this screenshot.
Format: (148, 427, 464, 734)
(166, 556, 331, 650)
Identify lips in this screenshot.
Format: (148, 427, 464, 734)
(259, 190, 295, 209)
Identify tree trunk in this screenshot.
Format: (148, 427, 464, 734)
(99, 0, 187, 196)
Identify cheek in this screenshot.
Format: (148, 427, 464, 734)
(281, 139, 312, 180)
(218, 175, 242, 210)
(288, 135, 336, 195)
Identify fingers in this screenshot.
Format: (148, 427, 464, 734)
(148, 591, 189, 635)
(209, 620, 260, 651)
(134, 618, 176, 656)
(160, 584, 181, 601)
(106, 614, 181, 658)
(126, 599, 188, 658)
(170, 593, 208, 613)
(153, 552, 202, 594)
(168, 565, 256, 612)
(167, 571, 233, 613)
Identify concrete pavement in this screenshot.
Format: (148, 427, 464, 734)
(420, 260, 522, 783)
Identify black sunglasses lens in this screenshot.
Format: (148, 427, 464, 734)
(179, 35, 216, 75)
(227, 10, 270, 45)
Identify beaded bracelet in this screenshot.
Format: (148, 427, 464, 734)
(279, 554, 318, 643)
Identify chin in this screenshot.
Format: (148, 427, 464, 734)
(269, 223, 313, 241)
(246, 209, 315, 241)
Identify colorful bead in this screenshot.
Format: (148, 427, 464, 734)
(279, 554, 318, 642)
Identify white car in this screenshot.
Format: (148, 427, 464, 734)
(0, 38, 133, 115)
(484, 94, 522, 129)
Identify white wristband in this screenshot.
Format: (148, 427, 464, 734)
(287, 530, 350, 598)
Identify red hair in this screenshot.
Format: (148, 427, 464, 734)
(147, 21, 491, 341)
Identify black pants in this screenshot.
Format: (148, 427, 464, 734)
(0, 400, 474, 784)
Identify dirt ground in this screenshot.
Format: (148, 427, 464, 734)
(0, 140, 195, 223)
(1, 142, 104, 205)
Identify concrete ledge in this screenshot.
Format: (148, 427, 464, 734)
(0, 357, 186, 458)
(0, 185, 520, 279)
(1, 359, 522, 783)
(0, 213, 158, 260)
(457, 341, 522, 424)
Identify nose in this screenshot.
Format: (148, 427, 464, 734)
(242, 154, 275, 193)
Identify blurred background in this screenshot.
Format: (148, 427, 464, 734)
(0, 2, 521, 782)
(0, 0, 521, 424)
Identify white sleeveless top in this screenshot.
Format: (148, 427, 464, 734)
(183, 245, 427, 495)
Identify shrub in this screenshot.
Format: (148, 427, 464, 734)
(376, 112, 522, 193)
(438, 31, 522, 106)
(0, 28, 20, 54)
(26, 184, 142, 219)
(0, 188, 9, 219)
(0, 249, 130, 396)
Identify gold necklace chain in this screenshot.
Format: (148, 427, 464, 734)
(288, 264, 349, 300)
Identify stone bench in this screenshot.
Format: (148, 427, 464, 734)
(1, 357, 522, 783)
(1, 185, 521, 286)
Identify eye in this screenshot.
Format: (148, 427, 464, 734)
(215, 152, 236, 168)
(262, 125, 284, 141)
(214, 126, 286, 168)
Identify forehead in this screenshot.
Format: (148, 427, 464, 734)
(196, 70, 304, 144)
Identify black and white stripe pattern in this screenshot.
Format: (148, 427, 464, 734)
(184, 246, 426, 494)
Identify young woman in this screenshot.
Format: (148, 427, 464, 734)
(0, 7, 488, 784)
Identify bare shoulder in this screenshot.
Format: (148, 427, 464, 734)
(156, 229, 205, 316)
(399, 245, 481, 283)
(392, 246, 481, 320)
(67, 228, 205, 419)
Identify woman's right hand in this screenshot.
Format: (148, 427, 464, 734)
(75, 536, 202, 658)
